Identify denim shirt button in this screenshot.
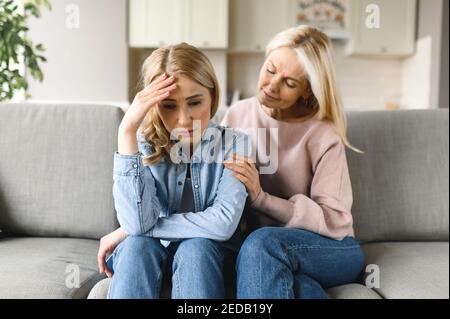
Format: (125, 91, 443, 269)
(178, 181, 182, 186)
(133, 164, 137, 168)
(194, 184, 199, 189)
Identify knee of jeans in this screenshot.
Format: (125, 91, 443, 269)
(118, 236, 165, 261)
(238, 227, 281, 261)
(174, 238, 222, 263)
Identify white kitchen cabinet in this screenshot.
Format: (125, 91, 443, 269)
(128, 0, 147, 47)
(145, 0, 186, 47)
(129, 0, 185, 47)
(229, 0, 292, 52)
(128, 0, 228, 49)
(187, 0, 228, 48)
(345, 0, 417, 56)
(229, 0, 353, 53)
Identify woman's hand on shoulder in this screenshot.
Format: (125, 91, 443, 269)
(224, 154, 262, 203)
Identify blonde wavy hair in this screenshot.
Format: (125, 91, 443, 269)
(139, 43, 220, 164)
(266, 25, 361, 152)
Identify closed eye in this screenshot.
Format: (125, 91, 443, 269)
(286, 81, 297, 89)
(188, 101, 202, 107)
(162, 103, 176, 110)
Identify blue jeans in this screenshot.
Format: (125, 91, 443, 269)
(107, 236, 232, 299)
(236, 227, 365, 299)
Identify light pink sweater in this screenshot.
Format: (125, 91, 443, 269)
(221, 97, 355, 240)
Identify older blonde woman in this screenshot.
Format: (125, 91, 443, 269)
(222, 26, 365, 299)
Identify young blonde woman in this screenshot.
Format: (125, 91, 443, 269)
(222, 25, 365, 299)
(99, 43, 249, 299)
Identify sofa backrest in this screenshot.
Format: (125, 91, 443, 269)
(1, 105, 447, 242)
(0, 103, 123, 239)
(346, 109, 449, 243)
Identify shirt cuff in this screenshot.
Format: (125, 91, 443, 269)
(113, 151, 143, 176)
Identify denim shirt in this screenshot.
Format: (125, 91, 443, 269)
(112, 122, 251, 242)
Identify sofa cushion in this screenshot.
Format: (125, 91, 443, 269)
(346, 110, 449, 243)
(362, 242, 449, 299)
(0, 103, 123, 239)
(0, 237, 105, 298)
(88, 276, 176, 299)
(326, 283, 382, 299)
(88, 279, 383, 299)
(88, 278, 111, 299)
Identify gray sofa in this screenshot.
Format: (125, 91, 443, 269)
(0, 103, 448, 299)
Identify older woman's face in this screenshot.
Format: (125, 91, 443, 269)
(257, 47, 311, 110)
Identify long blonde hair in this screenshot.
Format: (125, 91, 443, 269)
(139, 43, 220, 164)
(266, 25, 360, 152)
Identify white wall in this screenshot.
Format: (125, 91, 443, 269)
(203, 50, 228, 110)
(26, 0, 128, 107)
(440, 0, 449, 109)
(402, 0, 445, 109)
(402, 36, 432, 109)
(418, 0, 444, 109)
(333, 43, 403, 111)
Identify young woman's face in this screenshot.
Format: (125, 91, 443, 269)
(157, 74, 212, 145)
(257, 47, 311, 110)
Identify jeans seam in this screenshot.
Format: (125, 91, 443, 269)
(107, 279, 113, 299)
(281, 246, 292, 299)
(286, 245, 361, 251)
(173, 255, 183, 298)
(259, 253, 262, 298)
(156, 252, 169, 298)
(155, 268, 163, 298)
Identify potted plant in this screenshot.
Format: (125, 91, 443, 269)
(0, 0, 51, 102)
